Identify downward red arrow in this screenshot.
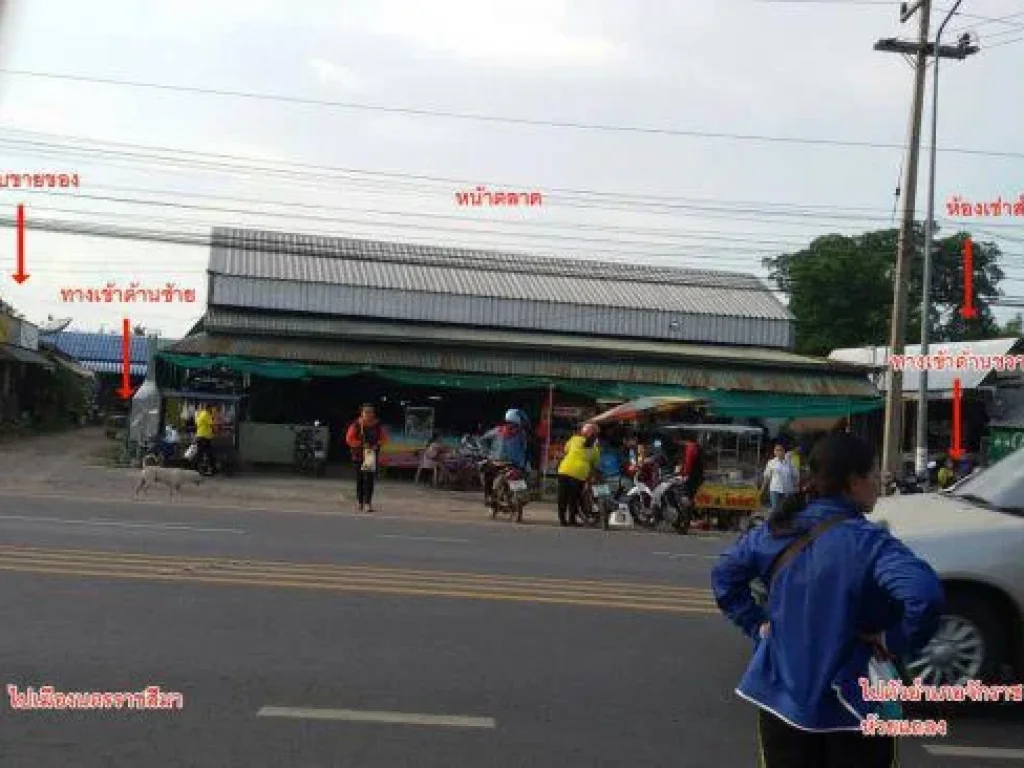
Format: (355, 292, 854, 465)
(949, 378, 964, 460)
(960, 237, 978, 320)
(12, 204, 28, 284)
(116, 319, 135, 400)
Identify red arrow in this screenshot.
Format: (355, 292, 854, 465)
(116, 318, 135, 400)
(960, 237, 977, 320)
(949, 378, 964, 460)
(12, 204, 28, 284)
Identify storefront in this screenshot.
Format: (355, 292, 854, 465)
(153, 227, 883, 471)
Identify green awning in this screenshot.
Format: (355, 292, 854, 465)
(156, 353, 881, 419)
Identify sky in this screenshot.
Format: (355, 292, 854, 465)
(0, 0, 1022, 340)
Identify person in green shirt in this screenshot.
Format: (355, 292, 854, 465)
(557, 423, 600, 526)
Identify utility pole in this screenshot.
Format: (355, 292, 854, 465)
(916, 3, 978, 475)
(875, 0, 932, 488)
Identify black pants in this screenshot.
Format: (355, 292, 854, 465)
(757, 709, 898, 768)
(195, 437, 213, 469)
(355, 468, 376, 506)
(557, 475, 585, 526)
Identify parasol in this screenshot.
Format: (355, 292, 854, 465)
(590, 396, 706, 425)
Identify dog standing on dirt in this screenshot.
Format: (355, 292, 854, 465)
(135, 455, 205, 501)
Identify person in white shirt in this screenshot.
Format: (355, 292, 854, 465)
(760, 443, 798, 514)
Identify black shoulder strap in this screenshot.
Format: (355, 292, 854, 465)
(767, 515, 847, 586)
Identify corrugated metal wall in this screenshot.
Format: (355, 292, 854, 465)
(210, 276, 794, 348)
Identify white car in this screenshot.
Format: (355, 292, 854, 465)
(874, 448, 1024, 686)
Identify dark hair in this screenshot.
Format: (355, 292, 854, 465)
(769, 432, 875, 534)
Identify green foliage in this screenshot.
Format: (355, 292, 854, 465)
(763, 225, 1004, 355)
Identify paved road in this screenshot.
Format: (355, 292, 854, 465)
(0, 491, 1020, 767)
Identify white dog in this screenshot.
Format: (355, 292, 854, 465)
(135, 456, 205, 500)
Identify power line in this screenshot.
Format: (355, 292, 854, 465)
(2, 69, 1023, 160)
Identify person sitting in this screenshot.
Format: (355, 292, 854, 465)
(415, 433, 448, 486)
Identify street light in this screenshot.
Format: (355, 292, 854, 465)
(915, 0, 976, 475)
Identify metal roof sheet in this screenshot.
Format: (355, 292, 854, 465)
(169, 332, 877, 398)
(201, 307, 859, 372)
(44, 331, 152, 364)
(206, 229, 793, 346)
(829, 339, 1023, 392)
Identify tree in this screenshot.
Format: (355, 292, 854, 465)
(764, 225, 1004, 355)
(133, 324, 146, 336)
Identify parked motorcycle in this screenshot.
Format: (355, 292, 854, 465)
(294, 421, 328, 477)
(480, 459, 530, 523)
(444, 435, 487, 489)
(623, 455, 693, 533)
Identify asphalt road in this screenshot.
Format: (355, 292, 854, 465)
(0, 490, 1020, 767)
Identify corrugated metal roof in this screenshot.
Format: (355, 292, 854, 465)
(202, 307, 863, 373)
(0, 343, 53, 369)
(829, 339, 1023, 392)
(170, 332, 877, 397)
(207, 227, 793, 348)
(44, 331, 152, 364)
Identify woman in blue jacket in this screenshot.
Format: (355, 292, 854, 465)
(711, 432, 944, 767)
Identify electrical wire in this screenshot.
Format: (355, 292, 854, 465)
(1, 69, 1022, 160)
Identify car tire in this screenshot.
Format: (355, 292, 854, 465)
(905, 589, 1009, 688)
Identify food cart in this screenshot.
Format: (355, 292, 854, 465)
(661, 424, 765, 531)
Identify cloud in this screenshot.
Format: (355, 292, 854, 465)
(358, 0, 626, 69)
(310, 59, 364, 91)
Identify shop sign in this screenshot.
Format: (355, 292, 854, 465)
(693, 483, 761, 512)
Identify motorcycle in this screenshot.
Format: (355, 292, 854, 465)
(480, 459, 530, 523)
(294, 421, 328, 477)
(443, 436, 488, 489)
(578, 476, 617, 530)
(623, 455, 693, 533)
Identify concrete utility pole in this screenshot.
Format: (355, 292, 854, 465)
(875, 0, 932, 487)
(916, 2, 978, 475)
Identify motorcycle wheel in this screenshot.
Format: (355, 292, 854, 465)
(514, 501, 524, 523)
(601, 502, 610, 531)
(630, 497, 656, 529)
(198, 456, 214, 477)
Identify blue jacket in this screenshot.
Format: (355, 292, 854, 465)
(711, 496, 944, 732)
(482, 424, 528, 469)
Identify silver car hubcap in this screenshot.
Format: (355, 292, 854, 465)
(905, 615, 985, 686)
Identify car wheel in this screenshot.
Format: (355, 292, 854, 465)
(904, 590, 1007, 687)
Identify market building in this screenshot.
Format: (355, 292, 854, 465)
(154, 227, 881, 471)
(829, 338, 1024, 465)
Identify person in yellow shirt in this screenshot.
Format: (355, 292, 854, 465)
(194, 403, 215, 470)
(557, 422, 600, 527)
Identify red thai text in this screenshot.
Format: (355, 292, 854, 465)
(60, 282, 196, 304)
(0, 172, 80, 189)
(8, 684, 184, 711)
(455, 186, 543, 207)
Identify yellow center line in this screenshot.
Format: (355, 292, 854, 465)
(0, 545, 714, 597)
(0, 563, 720, 615)
(0, 552, 717, 606)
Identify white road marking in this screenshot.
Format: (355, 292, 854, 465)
(377, 534, 470, 544)
(257, 706, 496, 728)
(924, 746, 1024, 760)
(0, 514, 244, 534)
(652, 551, 719, 560)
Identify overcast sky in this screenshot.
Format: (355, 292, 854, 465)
(0, 0, 1021, 339)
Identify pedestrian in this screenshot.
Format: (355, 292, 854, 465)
(711, 432, 944, 767)
(760, 443, 799, 515)
(556, 422, 600, 526)
(345, 404, 388, 513)
(194, 403, 215, 470)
